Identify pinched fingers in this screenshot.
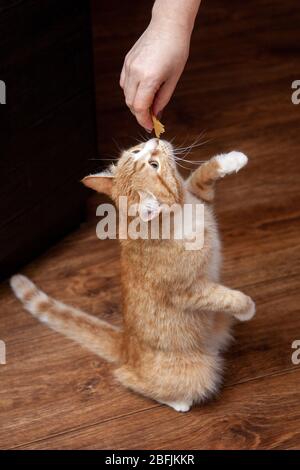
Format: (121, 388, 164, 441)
(132, 81, 158, 130)
(120, 58, 160, 130)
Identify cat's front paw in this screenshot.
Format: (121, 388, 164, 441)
(234, 295, 256, 322)
(215, 151, 248, 177)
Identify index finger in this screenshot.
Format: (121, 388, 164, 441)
(133, 82, 156, 131)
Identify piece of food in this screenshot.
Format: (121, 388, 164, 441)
(151, 112, 165, 139)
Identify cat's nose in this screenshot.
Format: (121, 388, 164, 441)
(145, 138, 159, 153)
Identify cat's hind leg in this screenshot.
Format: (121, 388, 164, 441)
(114, 366, 193, 412)
(158, 399, 193, 413)
(187, 151, 248, 201)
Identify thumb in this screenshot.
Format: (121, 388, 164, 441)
(152, 76, 178, 116)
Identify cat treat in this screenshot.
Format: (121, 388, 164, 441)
(151, 112, 165, 138)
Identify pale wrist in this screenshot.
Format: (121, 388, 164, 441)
(151, 0, 200, 34)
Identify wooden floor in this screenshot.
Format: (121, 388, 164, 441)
(1, 0, 300, 449)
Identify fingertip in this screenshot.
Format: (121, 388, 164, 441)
(143, 120, 154, 132)
(138, 119, 153, 132)
(152, 102, 164, 118)
(157, 110, 164, 120)
(119, 69, 125, 89)
(135, 113, 153, 132)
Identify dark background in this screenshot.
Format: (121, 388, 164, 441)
(0, 1, 96, 280)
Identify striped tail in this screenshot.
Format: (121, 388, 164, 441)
(10, 274, 122, 363)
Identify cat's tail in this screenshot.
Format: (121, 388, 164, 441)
(10, 274, 122, 364)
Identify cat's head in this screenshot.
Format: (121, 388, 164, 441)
(82, 139, 184, 221)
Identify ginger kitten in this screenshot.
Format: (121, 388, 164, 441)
(10, 138, 255, 412)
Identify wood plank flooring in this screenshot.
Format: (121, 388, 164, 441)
(0, 0, 299, 449)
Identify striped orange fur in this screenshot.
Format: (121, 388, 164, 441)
(11, 140, 255, 412)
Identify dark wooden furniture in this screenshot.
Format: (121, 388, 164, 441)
(0, 0, 97, 281)
(0, 0, 300, 451)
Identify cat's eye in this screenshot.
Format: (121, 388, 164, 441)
(132, 149, 140, 154)
(149, 160, 159, 170)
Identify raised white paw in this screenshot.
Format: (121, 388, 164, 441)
(234, 297, 256, 322)
(165, 401, 192, 412)
(215, 151, 248, 177)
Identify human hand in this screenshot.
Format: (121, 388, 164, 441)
(120, 17, 192, 131)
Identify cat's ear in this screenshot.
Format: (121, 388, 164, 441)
(138, 190, 161, 222)
(82, 169, 114, 196)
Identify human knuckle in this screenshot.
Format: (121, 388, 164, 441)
(134, 103, 146, 114)
(143, 73, 158, 86)
(137, 116, 146, 127)
(131, 63, 144, 77)
(124, 57, 131, 70)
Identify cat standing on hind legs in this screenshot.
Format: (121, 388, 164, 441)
(10, 138, 255, 413)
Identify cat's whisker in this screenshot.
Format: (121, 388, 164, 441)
(176, 130, 206, 145)
(133, 134, 150, 145)
(174, 139, 210, 155)
(174, 160, 194, 171)
(89, 158, 118, 161)
(173, 138, 212, 164)
(174, 132, 208, 152)
(174, 148, 210, 162)
(174, 158, 206, 167)
(138, 132, 150, 142)
(175, 159, 206, 165)
(111, 138, 123, 153)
